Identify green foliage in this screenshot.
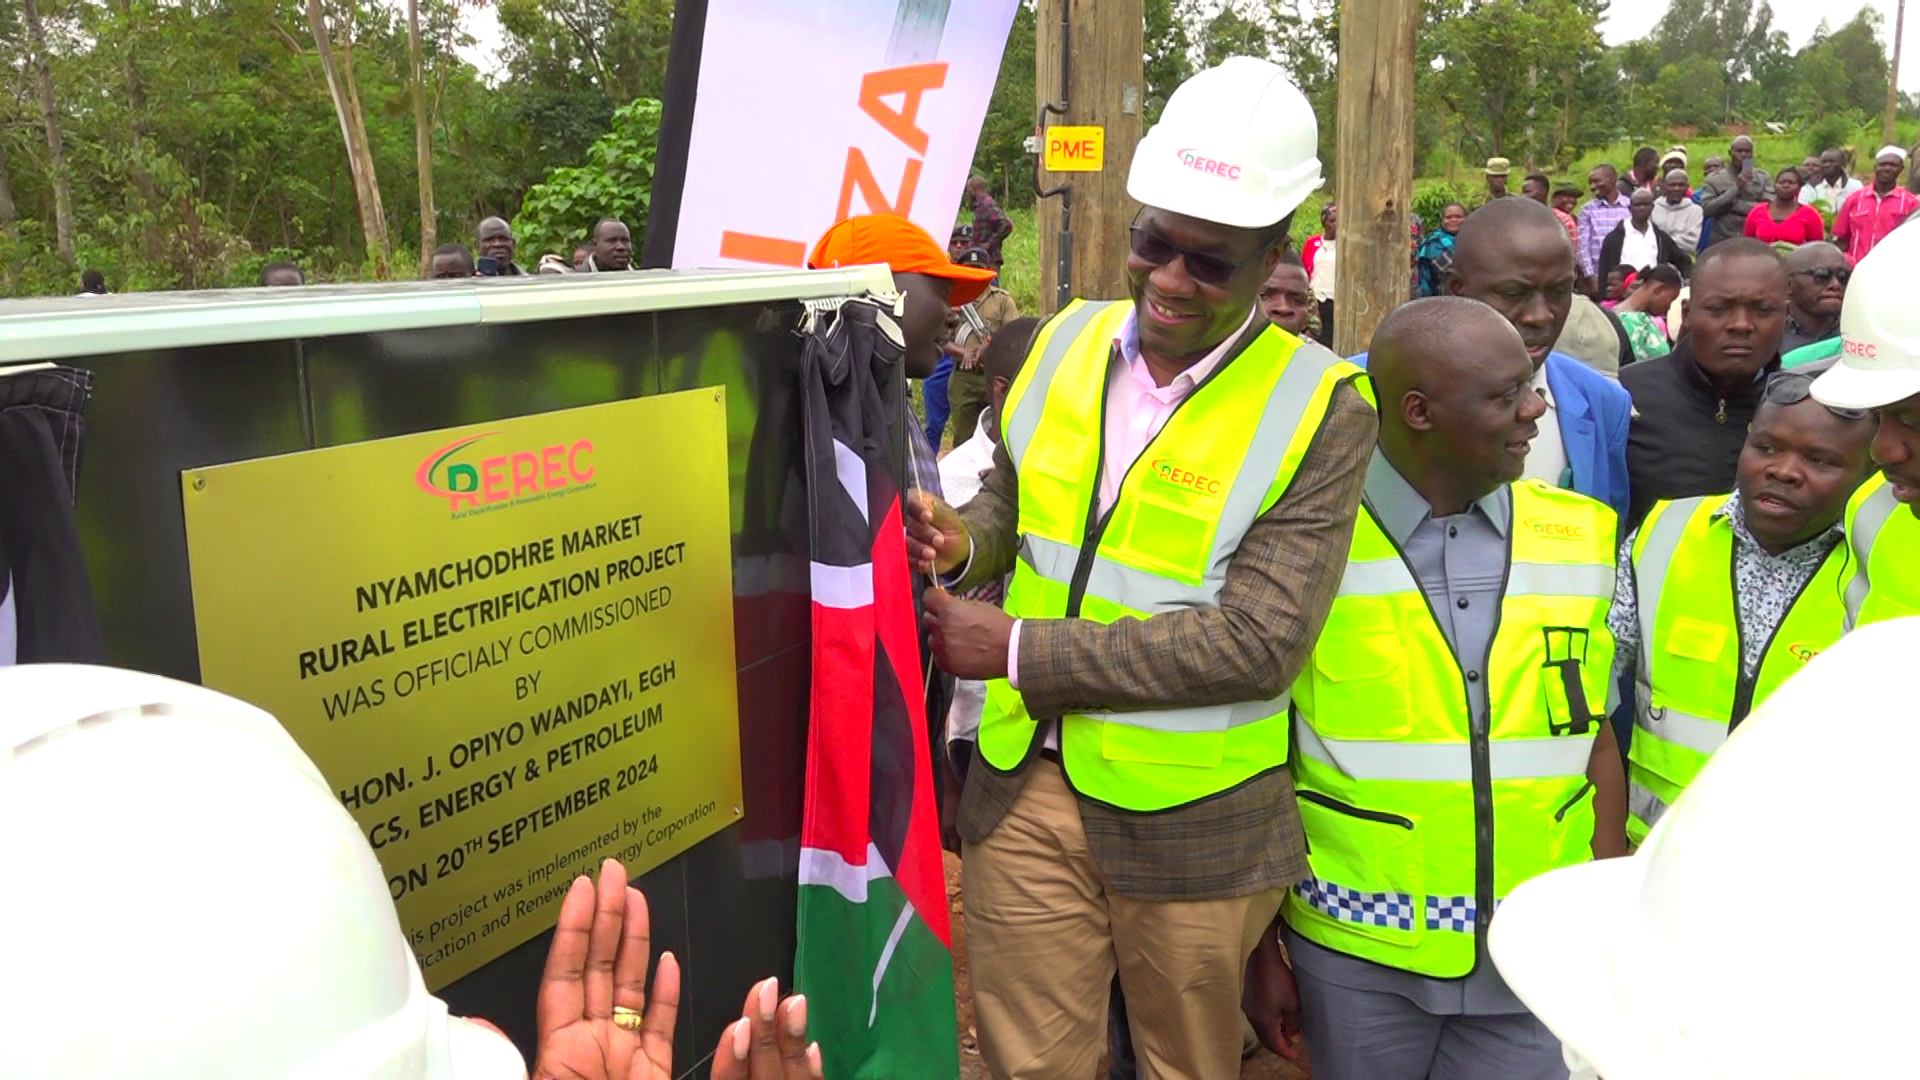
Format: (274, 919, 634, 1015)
(1412, 184, 1476, 230)
(1423, 0, 1607, 165)
(512, 99, 660, 264)
(1142, 0, 1195, 124)
(969, 1, 1036, 210)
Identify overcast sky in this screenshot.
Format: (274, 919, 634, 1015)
(458, 0, 1920, 91)
(1602, 0, 1920, 91)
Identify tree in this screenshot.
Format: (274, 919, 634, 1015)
(307, 0, 392, 278)
(1142, 0, 1194, 123)
(512, 98, 660, 263)
(21, 0, 75, 263)
(408, 0, 436, 276)
(1426, 0, 1603, 163)
(968, 0, 1035, 207)
(1201, 4, 1268, 69)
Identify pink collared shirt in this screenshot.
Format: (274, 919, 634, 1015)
(1010, 305, 1258, 690)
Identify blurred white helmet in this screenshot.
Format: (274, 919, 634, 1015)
(1490, 617, 1920, 1080)
(1127, 56, 1323, 229)
(1811, 221, 1920, 410)
(0, 664, 527, 1080)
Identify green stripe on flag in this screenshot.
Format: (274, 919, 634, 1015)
(796, 874, 959, 1079)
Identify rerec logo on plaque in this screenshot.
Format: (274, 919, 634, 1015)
(182, 390, 743, 989)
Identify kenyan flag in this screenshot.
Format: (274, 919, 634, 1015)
(794, 300, 958, 1079)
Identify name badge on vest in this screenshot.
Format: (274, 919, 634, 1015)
(1541, 626, 1598, 736)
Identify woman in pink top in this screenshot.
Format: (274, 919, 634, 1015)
(1744, 167, 1826, 246)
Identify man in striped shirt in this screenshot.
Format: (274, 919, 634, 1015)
(1578, 165, 1631, 297)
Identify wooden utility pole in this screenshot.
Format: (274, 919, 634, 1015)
(1886, 0, 1907, 152)
(1035, 0, 1145, 315)
(1333, 0, 1420, 356)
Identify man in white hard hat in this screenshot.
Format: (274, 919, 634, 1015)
(906, 56, 1376, 1079)
(0, 664, 818, 1080)
(1809, 218, 1920, 624)
(1490, 615, 1920, 1080)
(1246, 298, 1624, 1080)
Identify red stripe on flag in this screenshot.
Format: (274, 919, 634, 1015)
(870, 494, 951, 947)
(800, 597, 875, 868)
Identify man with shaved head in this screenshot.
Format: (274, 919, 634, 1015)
(1246, 296, 1626, 1080)
(1780, 241, 1848, 356)
(1436, 197, 1634, 520)
(474, 217, 525, 275)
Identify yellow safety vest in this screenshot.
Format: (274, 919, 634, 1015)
(1844, 475, 1920, 627)
(978, 300, 1370, 812)
(1625, 496, 1850, 843)
(1283, 481, 1615, 979)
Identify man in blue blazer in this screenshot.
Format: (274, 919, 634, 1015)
(1359, 197, 1632, 522)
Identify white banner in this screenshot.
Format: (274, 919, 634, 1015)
(669, 0, 1019, 270)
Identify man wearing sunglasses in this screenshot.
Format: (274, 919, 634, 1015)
(906, 57, 1376, 1079)
(1779, 242, 1849, 359)
(1811, 219, 1920, 626)
(1609, 370, 1874, 846)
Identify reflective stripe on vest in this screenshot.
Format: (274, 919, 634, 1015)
(1845, 477, 1919, 628)
(1283, 480, 1616, 980)
(979, 299, 1371, 812)
(1625, 495, 1850, 843)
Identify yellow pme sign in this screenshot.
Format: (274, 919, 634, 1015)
(182, 390, 743, 988)
(1044, 125, 1105, 172)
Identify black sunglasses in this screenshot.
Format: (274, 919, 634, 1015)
(1791, 266, 1851, 286)
(1127, 224, 1270, 288)
(1765, 371, 1869, 420)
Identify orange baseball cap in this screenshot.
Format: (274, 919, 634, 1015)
(808, 214, 997, 307)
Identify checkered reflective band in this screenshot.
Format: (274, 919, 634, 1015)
(1425, 894, 1477, 932)
(1295, 876, 1416, 930)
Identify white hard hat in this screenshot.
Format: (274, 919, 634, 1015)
(0, 665, 527, 1080)
(1489, 617, 1920, 1080)
(1127, 56, 1323, 229)
(1811, 221, 1920, 410)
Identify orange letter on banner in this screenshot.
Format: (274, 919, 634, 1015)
(719, 231, 807, 267)
(856, 63, 948, 155)
(836, 149, 925, 219)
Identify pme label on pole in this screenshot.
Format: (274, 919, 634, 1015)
(1044, 125, 1105, 172)
(181, 390, 743, 990)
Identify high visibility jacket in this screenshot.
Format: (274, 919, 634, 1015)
(978, 300, 1369, 812)
(1283, 481, 1615, 979)
(1625, 496, 1850, 843)
(1843, 476, 1920, 627)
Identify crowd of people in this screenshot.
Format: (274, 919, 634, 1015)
(862, 55, 1920, 1080)
(20, 45, 1920, 1080)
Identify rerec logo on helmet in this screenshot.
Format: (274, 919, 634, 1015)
(1843, 338, 1879, 359)
(1176, 149, 1242, 181)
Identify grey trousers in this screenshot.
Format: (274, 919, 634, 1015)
(1293, 963, 1570, 1080)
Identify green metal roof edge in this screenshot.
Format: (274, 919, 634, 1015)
(0, 265, 896, 364)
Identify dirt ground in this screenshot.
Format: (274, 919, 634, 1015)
(946, 852, 1307, 1080)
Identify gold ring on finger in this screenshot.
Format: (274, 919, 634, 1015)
(612, 1006, 645, 1033)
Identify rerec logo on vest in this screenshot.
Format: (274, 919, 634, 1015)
(1524, 517, 1588, 541)
(1150, 457, 1223, 497)
(416, 432, 596, 514)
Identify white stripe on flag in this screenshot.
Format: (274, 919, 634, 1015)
(798, 841, 894, 904)
(834, 438, 869, 526)
(870, 903, 916, 1028)
(811, 561, 874, 610)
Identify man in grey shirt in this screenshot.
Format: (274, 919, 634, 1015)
(1245, 299, 1626, 1080)
(1651, 168, 1704, 251)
